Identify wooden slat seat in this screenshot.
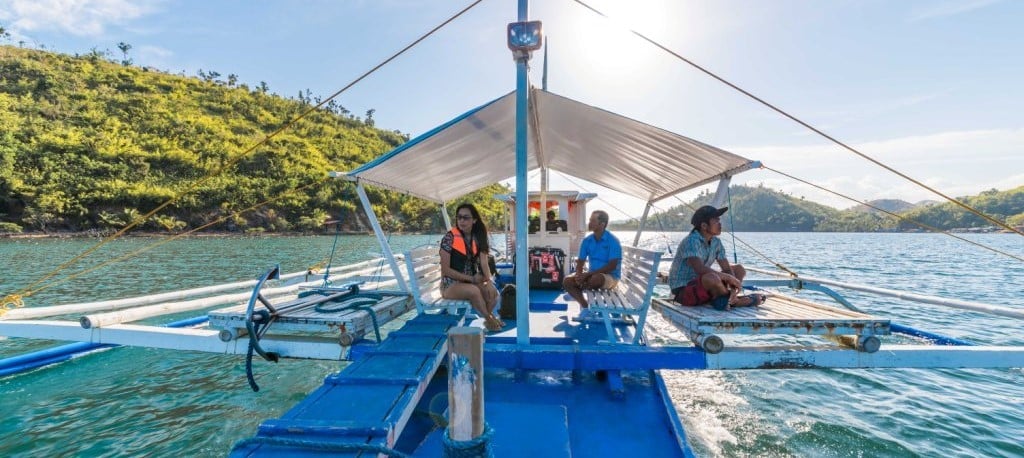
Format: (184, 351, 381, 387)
(652, 294, 891, 354)
(403, 245, 472, 315)
(584, 246, 662, 345)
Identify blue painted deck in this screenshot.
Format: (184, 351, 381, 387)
(408, 368, 689, 457)
(230, 313, 462, 457)
(231, 291, 693, 457)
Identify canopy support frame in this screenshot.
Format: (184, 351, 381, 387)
(355, 180, 409, 293)
(632, 201, 654, 248)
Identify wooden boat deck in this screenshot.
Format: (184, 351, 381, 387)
(231, 293, 691, 458)
(653, 293, 891, 353)
(207, 290, 413, 344)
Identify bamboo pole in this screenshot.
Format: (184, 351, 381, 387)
(1, 269, 308, 320)
(748, 267, 1024, 320)
(80, 264, 398, 328)
(448, 326, 485, 441)
(3, 257, 396, 321)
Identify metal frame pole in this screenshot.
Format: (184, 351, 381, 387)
(355, 181, 409, 293)
(514, 0, 532, 344)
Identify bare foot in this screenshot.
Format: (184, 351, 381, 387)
(484, 317, 504, 332)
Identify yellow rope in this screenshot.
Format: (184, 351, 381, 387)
(572, 0, 1023, 237)
(7, 1, 484, 304)
(765, 166, 1024, 263)
(307, 257, 331, 273)
(0, 294, 25, 317)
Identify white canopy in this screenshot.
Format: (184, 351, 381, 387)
(348, 88, 756, 204)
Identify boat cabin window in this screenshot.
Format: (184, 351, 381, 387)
(545, 218, 567, 232)
(529, 217, 541, 234)
(529, 203, 562, 234)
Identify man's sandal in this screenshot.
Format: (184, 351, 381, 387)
(730, 294, 766, 307)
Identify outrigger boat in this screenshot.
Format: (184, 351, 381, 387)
(2, 1, 1023, 456)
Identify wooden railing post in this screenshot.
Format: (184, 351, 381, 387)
(447, 326, 485, 441)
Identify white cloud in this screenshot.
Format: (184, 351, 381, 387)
(0, 0, 159, 36)
(731, 127, 1024, 209)
(908, 0, 1002, 22)
(134, 44, 172, 67)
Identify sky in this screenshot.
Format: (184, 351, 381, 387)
(1, 0, 1021, 221)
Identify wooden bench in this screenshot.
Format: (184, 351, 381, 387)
(584, 246, 662, 344)
(404, 245, 473, 315)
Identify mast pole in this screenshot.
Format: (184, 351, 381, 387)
(514, 0, 531, 344)
(542, 41, 548, 91)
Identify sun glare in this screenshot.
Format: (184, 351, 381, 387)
(548, 1, 699, 98)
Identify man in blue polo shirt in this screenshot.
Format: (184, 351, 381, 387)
(564, 210, 622, 319)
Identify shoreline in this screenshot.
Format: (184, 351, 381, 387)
(1, 228, 1014, 239)
(0, 230, 387, 239)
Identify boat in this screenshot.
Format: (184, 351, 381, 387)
(2, 1, 1022, 456)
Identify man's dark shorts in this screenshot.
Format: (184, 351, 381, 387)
(672, 274, 712, 306)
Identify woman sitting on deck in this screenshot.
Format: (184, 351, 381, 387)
(439, 203, 504, 331)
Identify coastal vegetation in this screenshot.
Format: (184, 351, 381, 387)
(0, 45, 507, 235)
(0, 45, 1019, 236)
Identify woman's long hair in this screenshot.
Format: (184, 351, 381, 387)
(455, 203, 489, 253)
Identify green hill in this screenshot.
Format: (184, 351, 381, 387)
(1, 46, 1017, 236)
(610, 184, 889, 232)
(850, 199, 920, 214)
(899, 186, 1024, 231)
(611, 185, 1023, 232)
(0, 46, 507, 234)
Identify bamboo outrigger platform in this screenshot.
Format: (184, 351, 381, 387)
(208, 286, 413, 345)
(654, 294, 891, 354)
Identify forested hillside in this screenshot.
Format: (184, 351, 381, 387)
(1, 46, 1018, 236)
(0, 46, 507, 235)
(611, 185, 1024, 232)
(899, 186, 1024, 231)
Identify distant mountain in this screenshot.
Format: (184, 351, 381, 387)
(610, 185, 1024, 232)
(850, 199, 917, 214)
(610, 184, 858, 232)
(898, 186, 1024, 231)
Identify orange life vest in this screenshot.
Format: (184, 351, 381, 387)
(450, 227, 477, 257)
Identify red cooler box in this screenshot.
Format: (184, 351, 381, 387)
(528, 247, 566, 290)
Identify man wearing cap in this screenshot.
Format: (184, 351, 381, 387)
(668, 205, 763, 310)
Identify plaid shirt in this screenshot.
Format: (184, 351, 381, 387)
(668, 230, 725, 290)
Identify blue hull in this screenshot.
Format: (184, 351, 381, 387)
(231, 294, 693, 457)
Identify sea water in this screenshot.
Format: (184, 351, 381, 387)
(1, 232, 1021, 457)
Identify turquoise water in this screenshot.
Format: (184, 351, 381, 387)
(1, 233, 1022, 457)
